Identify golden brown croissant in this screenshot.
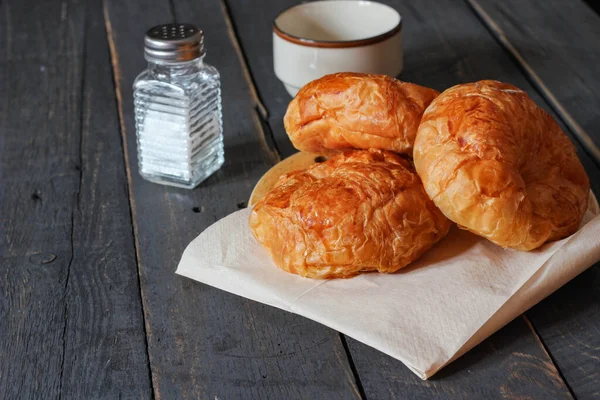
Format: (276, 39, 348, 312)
(414, 80, 590, 251)
(249, 149, 452, 278)
(284, 73, 439, 155)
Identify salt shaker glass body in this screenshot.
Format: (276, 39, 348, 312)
(134, 24, 224, 189)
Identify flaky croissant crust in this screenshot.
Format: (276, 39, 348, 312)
(249, 150, 452, 278)
(414, 80, 590, 250)
(284, 73, 439, 155)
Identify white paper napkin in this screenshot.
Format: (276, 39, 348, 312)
(176, 193, 600, 379)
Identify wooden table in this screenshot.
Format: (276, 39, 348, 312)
(2, 0, 599, 398)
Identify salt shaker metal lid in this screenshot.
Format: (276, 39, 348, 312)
(144, 23, 205, 63)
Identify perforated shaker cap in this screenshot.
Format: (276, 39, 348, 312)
(144, 23, 205, 63)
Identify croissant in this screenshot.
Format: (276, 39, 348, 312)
(284, 73, 439, 155)
(413, 80, 590, 250)
(249, 149, 452, 278)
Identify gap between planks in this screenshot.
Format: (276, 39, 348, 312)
(102, 0, 158, 397)
(521, 315, 576, 399)
(220, 0, 281, 163)
(465, 0, 600, 167)
(464, 0, 589, 394)
(339, 333, 367, 400)
(217, 0, 369, 395)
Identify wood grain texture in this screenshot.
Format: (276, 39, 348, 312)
(0, 0, 152, 398)
(348, 319, 571, 399)
(226, 0, 600, 397)
(524, 266, 600, 400)
(105, 0, 360, 398)
(466, 0, 600, 164)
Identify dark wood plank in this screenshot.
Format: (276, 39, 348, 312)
(524, 268, 600, 400)
(464, 1, 600, 398)
(349, 318, 571, 399)
(0, 0, 152, 398)
(466, 0, 600, 164)
(225, 0, 600, 397)
(60, 1, 154, 397)
(104, 0, 360, 398)
(221, 0, 297, 158)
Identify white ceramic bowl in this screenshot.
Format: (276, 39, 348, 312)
(273, 0, 403, 96)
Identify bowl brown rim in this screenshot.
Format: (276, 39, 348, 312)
(272, 0, 402, 49)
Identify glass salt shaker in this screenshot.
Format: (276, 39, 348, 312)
(133, 23, 224, 189)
